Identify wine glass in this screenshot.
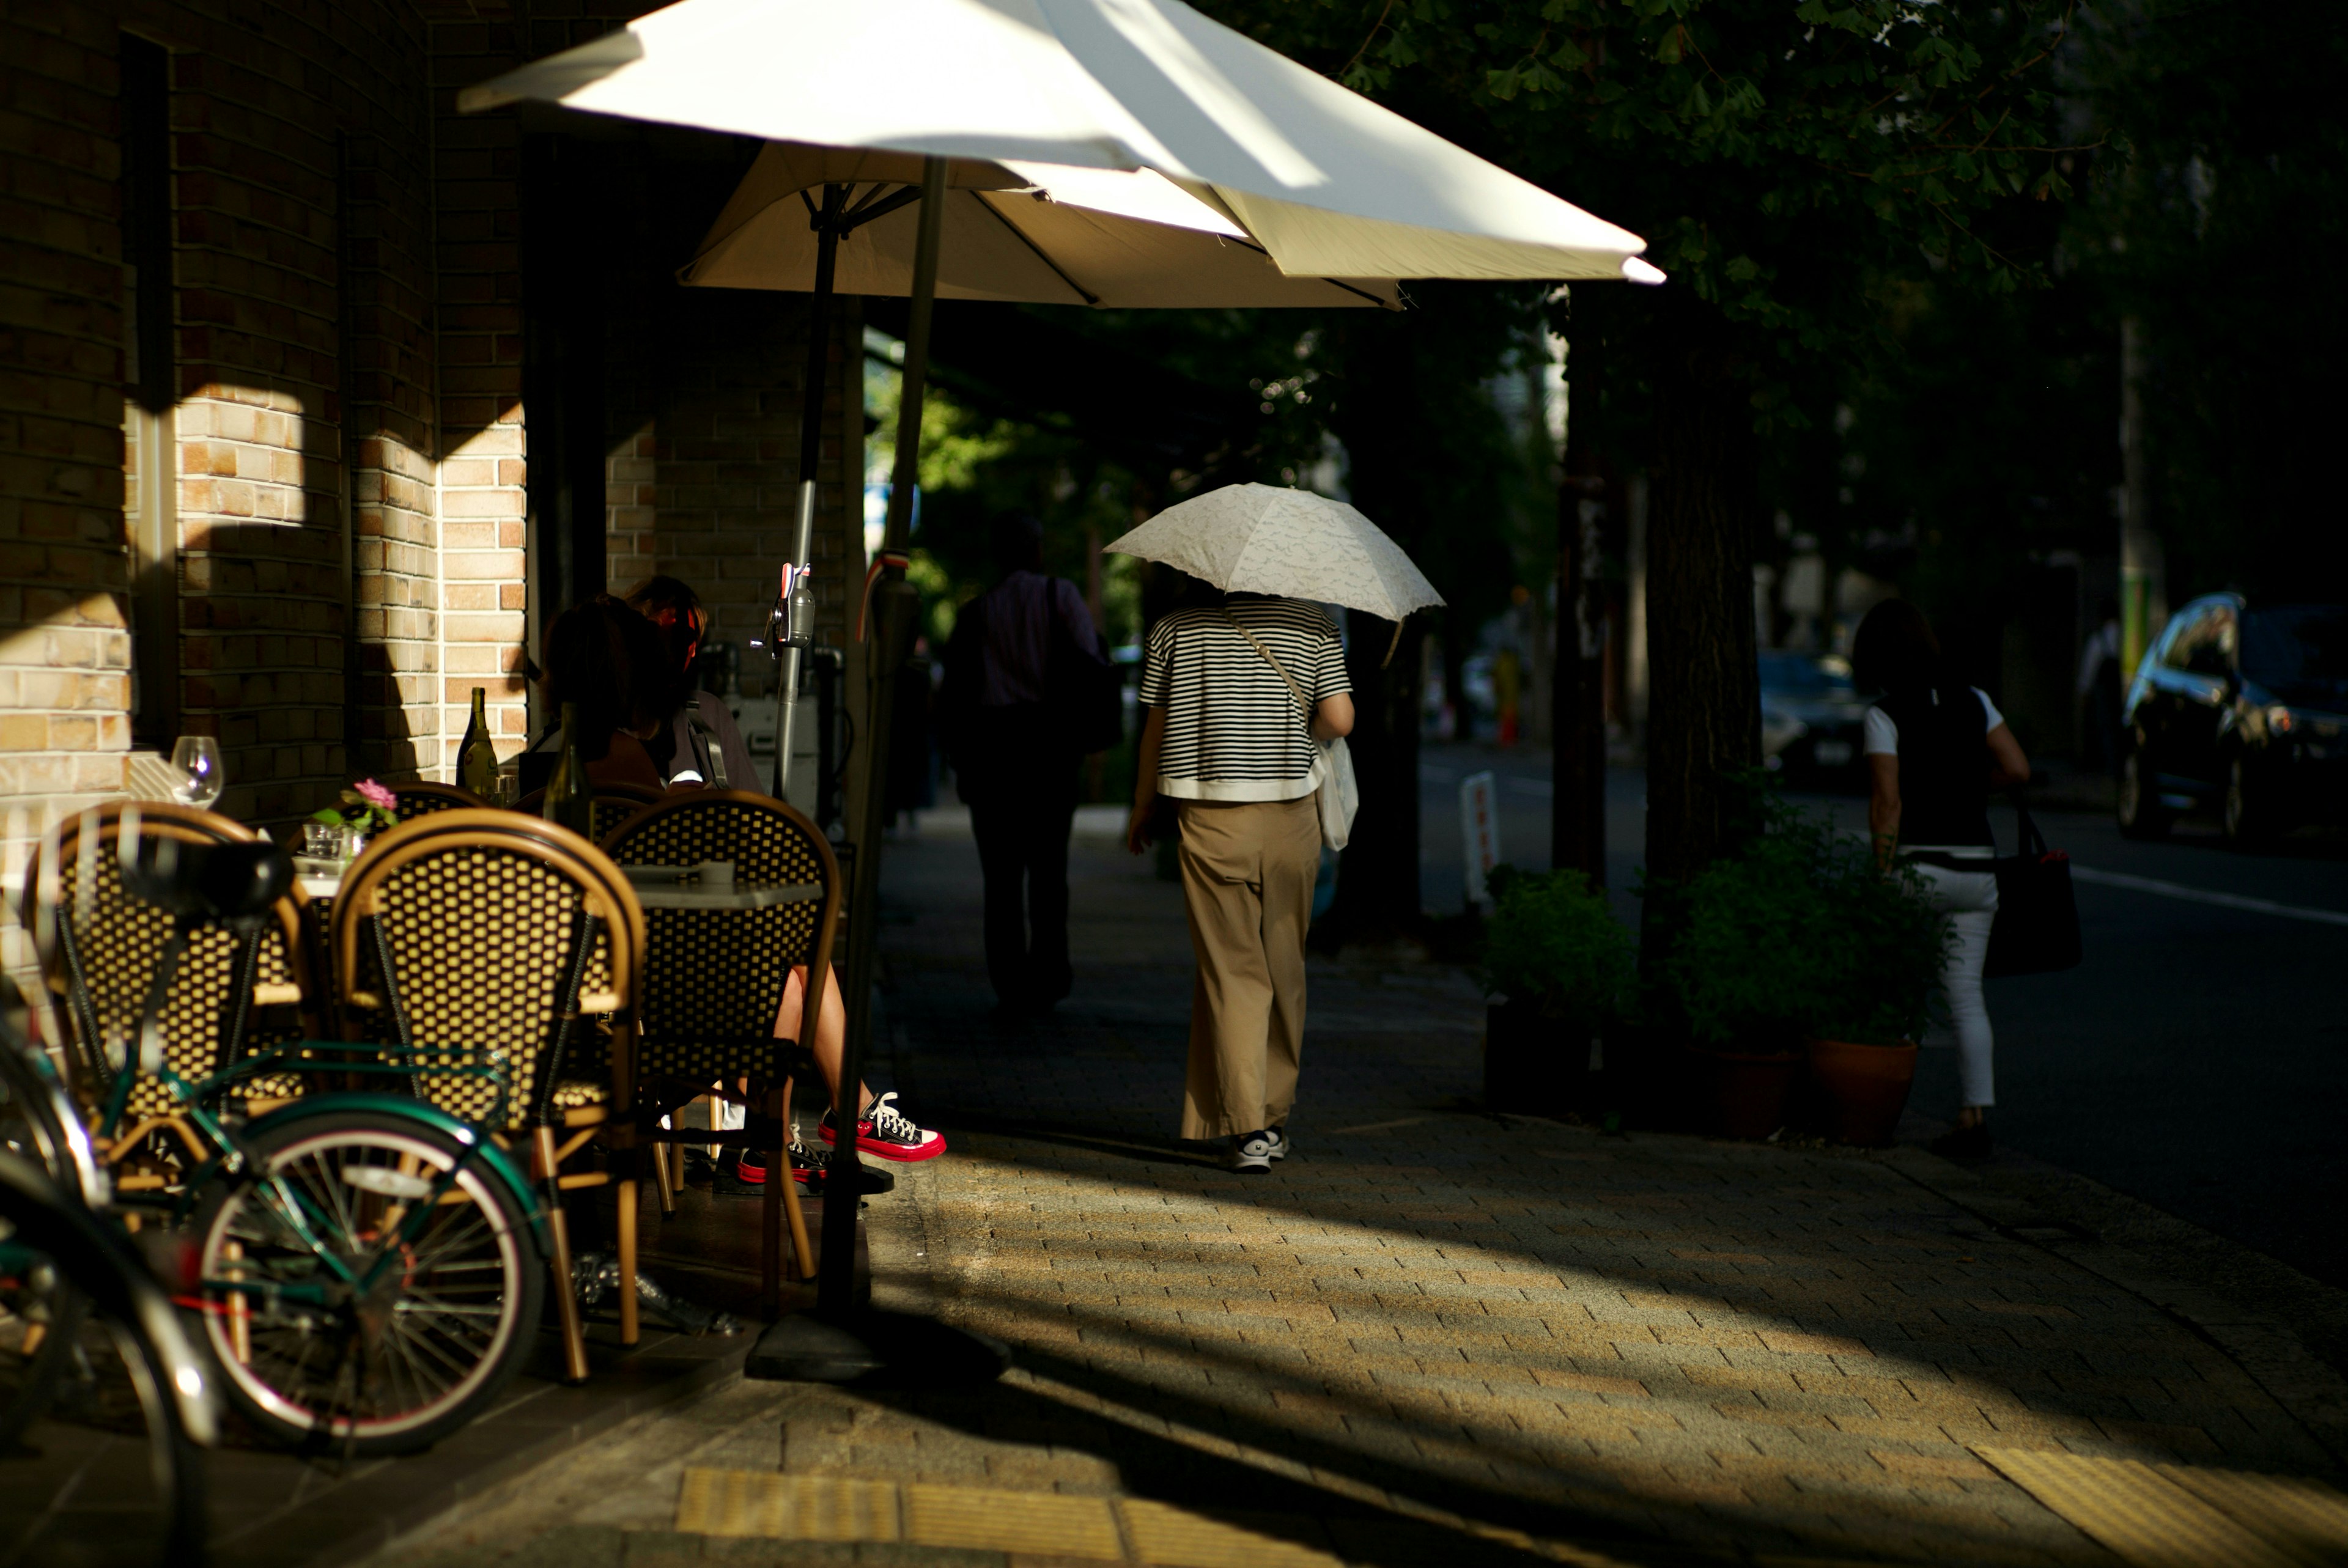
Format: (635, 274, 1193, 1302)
(170, 737, 225, 810)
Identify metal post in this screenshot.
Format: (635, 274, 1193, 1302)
(817, 155, 945, 1319)
(773, 186, 845, 802)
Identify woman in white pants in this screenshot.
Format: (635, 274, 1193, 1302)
(1854, 601, 2031, 1158)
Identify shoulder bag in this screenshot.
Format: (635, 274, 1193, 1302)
(1222, 610, 1359, 851)
(1983, 792, 2082, 978)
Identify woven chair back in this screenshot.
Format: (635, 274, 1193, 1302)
(20, 804, 312, 1118)
(512, 789, 659, 842)
(331, 812, 643, 1131)
(598, 791, 840, 1086)
(391, 782, 488, 821)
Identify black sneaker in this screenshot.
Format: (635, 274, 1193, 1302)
(1264, 1127, 1289, 1162)
(1232, 1131, 1276, 1174)
(1929, 1122, 1992, 1160)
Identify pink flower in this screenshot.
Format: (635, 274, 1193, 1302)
(354, 778, 398, 811)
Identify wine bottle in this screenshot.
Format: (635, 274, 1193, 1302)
(458, 686, 499, 796)
(543, 702, 594, 839)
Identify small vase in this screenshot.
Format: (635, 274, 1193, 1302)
(1803, 1037, 1919, 1146)
(337, 824, 367, 860)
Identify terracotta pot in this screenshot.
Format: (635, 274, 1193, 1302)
(1685, 1047, 1801, 1139)
(1804, 1036, 1919, 1146)
(1483, 999, 1592, 1117)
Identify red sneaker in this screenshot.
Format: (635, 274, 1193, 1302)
(819, 1092, 946, 1163)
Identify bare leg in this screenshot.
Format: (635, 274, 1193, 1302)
(771, 965, 863, 1135)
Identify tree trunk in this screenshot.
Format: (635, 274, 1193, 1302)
(1553, 474, 1608, 883)
(1642, 346, 1760, 908)
(1330, 616, 1423, 938)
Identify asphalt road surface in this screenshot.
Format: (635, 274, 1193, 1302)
(1414, 742, 2348, 1292)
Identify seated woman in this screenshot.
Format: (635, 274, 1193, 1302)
(521, 598, 671, 797)
(581, 578, 945, 1190)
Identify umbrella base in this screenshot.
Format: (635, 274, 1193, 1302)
(745, 1309, 1008, 1386)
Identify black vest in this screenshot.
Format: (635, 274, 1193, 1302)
(1879, 685, 1993, 847)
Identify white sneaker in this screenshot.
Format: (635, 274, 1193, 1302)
(1233, 1131, 1276, 1174)
(1264, 1127, 1289, 1162)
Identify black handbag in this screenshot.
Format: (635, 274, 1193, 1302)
(1984, 793, 2082, 978)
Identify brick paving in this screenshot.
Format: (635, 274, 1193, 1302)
(372, 819, 2339, 1568)
(874, 822, 2335, 1566)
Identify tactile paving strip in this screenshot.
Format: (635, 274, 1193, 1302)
(1976, 1448, 2348, 1568)
(677, 1470, 1351, 1566)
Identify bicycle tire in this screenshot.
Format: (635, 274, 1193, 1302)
(0, 1154, 210, 1566)
(191, 1109, 543, 1456)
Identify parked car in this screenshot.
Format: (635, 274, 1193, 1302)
(2118, 593, 2348, 844)
(1759, 651, 1870, 787)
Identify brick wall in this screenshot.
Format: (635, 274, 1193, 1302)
(0, 4, 137, 822)
(0, 0, 858, 863)
(633, 290, 865, 691)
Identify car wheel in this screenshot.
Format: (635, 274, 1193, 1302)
(2222, 755, 2277, 848)
(2116, 746, 2170, 840)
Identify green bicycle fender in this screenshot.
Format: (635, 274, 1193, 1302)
(238, 1094, 552, 1252)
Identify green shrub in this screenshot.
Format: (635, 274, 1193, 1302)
(1477, 865, 1636, 1031)
(1653, 787, 1947, 1051)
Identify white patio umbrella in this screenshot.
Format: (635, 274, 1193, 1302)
(459, 0, 1663, 287)
(460, 0, 1665, 1357)
(1107, 483, 1442, 623)
(682, 143, 1401, 309)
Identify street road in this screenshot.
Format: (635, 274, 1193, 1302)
(1414, 743, 2348, 1290)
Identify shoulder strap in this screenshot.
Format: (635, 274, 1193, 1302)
(1222, 608, 1310, 716)
(685, 703, 728, 789)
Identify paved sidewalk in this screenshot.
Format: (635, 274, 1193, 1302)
(372, 825, 2347, 1568)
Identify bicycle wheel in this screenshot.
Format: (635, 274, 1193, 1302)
(192, 1109, 542, 1456)
(0, 1240, 87, 1448)
(0, 1154, 210, 1568)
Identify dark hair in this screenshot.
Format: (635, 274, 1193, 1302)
(990, 510, 1045, 575)
(542, 598, 668, 759)
(622, 573, 704, 713)
(1850, 599, 1943, 696)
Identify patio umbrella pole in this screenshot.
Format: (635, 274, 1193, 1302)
(770, 184, 845, 801)
(751, 156, 1004, 1384)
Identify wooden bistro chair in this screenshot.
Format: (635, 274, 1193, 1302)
(21, 803, 319, 1190)
(328, 810, 649, 1374)
(598, 790, 840, 1319)
(391, 781, 489, 821)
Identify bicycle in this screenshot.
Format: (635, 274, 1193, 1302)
(29, 811, 566, 1456)
(0, 1144, 215, 1565)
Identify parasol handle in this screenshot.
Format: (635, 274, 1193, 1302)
(1381, 616, 1405, 669)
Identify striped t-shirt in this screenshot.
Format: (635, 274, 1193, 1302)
(1138, 597, 1350, 802)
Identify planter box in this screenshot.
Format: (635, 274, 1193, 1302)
(1483, 999, 1592, 1117)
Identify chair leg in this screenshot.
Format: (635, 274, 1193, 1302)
(618, 1150, 641, 1348)
(534, 1125, 589, 1383)
(651, 1139, 677, 1217)
(761, 1086, 786, 1318)
(780, 1148, 814, 1283)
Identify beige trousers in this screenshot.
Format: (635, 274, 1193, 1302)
(1176, 796, 1320, 1140)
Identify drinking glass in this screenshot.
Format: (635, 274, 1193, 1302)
(301, 822, 338, 859)
(170, 737, 225, 810)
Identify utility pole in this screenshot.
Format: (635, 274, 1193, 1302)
(2118, 315, 2165, 677)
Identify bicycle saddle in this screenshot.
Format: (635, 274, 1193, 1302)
(120, 837, 294, 925)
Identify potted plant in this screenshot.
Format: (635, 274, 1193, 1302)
(1477, 866, 1634, 1116)
(307, 778, 399, 860)
(1801, 840, 1949, 1146)
(1650, 827, 1833, 1138)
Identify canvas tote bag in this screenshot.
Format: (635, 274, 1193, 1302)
(1222, 611, 1359, 850)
